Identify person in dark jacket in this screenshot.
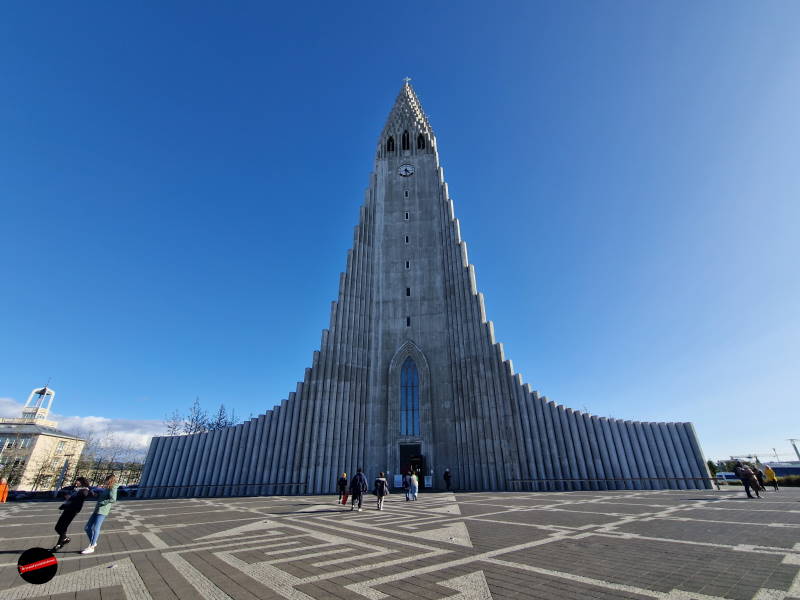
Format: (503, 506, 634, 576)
(337, 472, 348, 504)
(52, 477, 92, 551)
(374, 472, 390, 510)
(443, 468, 452, 491)
(402, 472, 411, 501)
(734, 462, 760, 499)
(349, 468, 368, 512)
(753, 467, 767, 492)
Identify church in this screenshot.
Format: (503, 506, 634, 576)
(140, 82, 711, 496)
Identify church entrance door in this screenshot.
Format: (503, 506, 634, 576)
(399, 443, 425, 487)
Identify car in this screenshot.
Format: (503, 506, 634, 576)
(117, 485, 138, 498)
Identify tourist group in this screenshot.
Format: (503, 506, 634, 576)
(335, 467, 453, 512)
(734, 462, 779, 498)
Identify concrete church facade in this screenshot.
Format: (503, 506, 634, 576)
(140, 83, 711, 497)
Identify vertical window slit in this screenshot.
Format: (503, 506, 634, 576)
(400, 357, 420, 436)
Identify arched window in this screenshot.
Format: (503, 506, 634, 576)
(402, 130, 410, 151)
(386, 136, 395, 152)
(417, 134, 425, 150)
(400, 357, 420, 436)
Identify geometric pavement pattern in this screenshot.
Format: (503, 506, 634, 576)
(1, 488, 799, 600)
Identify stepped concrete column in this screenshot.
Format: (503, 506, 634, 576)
(566, 409, 589, 490)
(591, 416, 613, 490)
(620, 421, 644, 490)
(609, 419, 633, 489)
(575, 412, 598, 490)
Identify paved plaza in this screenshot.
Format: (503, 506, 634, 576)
(1, 488, 799, 600)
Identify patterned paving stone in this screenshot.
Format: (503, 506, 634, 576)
(616, 517, 800, 549)
(1, 488, 799, 599)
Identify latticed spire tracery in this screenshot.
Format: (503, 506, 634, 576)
(380, 81, 434, 142)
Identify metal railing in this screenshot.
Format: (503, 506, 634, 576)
(135, 482, 307, 499)
(508, 477, 722, 491)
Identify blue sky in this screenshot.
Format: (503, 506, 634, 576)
(1, 3, 798, 461)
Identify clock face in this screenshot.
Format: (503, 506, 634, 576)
(398, 164, 415, 177)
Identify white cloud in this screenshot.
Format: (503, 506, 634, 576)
(0, 396, 164, 452)
(56, 414, 165, 451)
(0, 397, 25, 418)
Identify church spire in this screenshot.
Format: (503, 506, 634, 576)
(379, 79, 434, 152)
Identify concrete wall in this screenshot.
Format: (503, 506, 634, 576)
(139, 84, 711, 497)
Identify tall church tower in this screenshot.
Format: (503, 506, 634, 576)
(366, 82, 457, 485)
(140, 82, 711, 496)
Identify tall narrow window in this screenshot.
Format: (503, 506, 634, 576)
(417, 134, 425, 149)
(405, 235, 409, 243)
(387, 136, 395, 152)
(406, 287, 411, 296)
(402, 130, 410, 150)
(400, 357, 420, 436)
(405, 260, 410, 269)
(404, 190, 409, 198)
(406, 316, 411, 327)
(405, 212, 409, 220)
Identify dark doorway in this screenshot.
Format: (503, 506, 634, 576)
(399, 444, 425, 480)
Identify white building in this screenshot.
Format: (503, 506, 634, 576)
(0, 387, 85, 491)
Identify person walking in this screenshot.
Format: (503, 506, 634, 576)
(443, 468, 452, 491)
(374, 472, 390, 510)
(0, 478, 8, 503)
(81, 474, 118, 554)
(764, 465, 779, 491)
(734, 462, 760, 499)
(753, 467, 767, 492)
(52, 477, 91, 551)
(337, 472, 348, 505)
(402, 472, 411, 501)
(349, 468, 368, 512)
(409, 471, 419, 501)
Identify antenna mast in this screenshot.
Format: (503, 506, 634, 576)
(789, 439, 800, 462)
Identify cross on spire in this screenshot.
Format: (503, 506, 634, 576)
(403, 76, 411, 85)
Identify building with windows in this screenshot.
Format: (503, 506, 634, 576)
(140, 82, 710, 497)
(0, 387, 85, 491)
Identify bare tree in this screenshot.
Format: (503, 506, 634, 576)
(164, 409, 184, 436)
(208, 403, 239, 430)
(0, 431, 25, 485)
(29, 451, 59, 491)
(67, 430, 147, 486)
(2, 458, 26, 487)
(183, 397, 208, 435)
